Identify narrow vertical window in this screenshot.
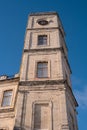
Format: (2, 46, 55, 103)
(38, 35, 47, 45)
(2, 90, 13, 107)
(37, 62, 48, 78)
(34, 104, 50, 130)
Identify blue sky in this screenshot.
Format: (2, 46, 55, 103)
(0, 0, 87, 129)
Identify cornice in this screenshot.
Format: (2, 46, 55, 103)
(29, 12, 58, 16)
(27, 27, 59, 31)
(19, 79, 78, 107)
(19, 79, 66, 86)
(0, 77, 19, 84)
(24, 47, 62, 53)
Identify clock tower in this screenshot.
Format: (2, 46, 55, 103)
(15, 12, 78, 130)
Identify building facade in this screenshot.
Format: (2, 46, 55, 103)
(0, 12, 78, 130)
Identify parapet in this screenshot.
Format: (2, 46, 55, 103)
(0, 73, 19, 81)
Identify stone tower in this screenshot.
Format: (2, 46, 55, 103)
(15, 12, 78, 130)
(0, 12, 78, 130)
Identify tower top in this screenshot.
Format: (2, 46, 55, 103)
(27, 11, 65, 37)
(29, 11, 58, 16)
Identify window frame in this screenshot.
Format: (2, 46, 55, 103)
(32, 101, 52, 130)
(36, 32, 50, 47)
(0, 87, 16, 112)
(37, 62, 48, 78)
(1, 90, 13, 107)
(35, 60, 50, 79)
(38, 35, 47, 46)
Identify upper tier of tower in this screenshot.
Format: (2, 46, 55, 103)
(24, 12, 68, 57)
(20, 12, 71, 86)
(27, 12, 64, 32)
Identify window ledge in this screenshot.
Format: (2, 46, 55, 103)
(0, 105, 14, 113)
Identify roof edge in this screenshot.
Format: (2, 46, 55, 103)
(29, 11, 58, 16)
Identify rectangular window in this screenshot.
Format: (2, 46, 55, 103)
(1, 90, 13, 107)
(34, 104, 50, 130)
(37, 62, 48, 78)
(38, 35, 47, 45)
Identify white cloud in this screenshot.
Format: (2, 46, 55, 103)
(74, 86, 87, 109)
